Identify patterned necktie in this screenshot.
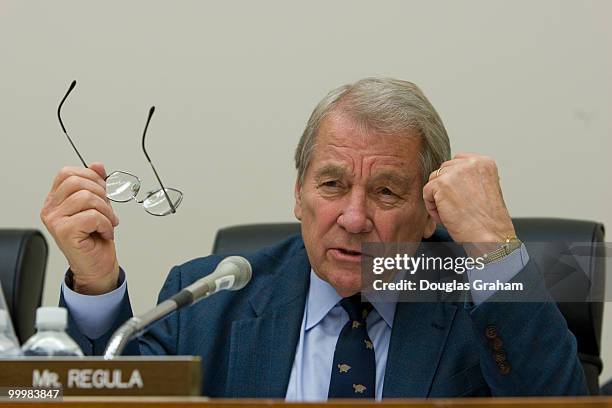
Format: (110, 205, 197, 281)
(328, 294, 376, 399)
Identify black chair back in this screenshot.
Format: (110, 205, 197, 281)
(0, 229, 48, 343)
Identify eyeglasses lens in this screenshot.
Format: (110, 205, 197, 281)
(143, 188, 183, 216)
(106, 171, 141, 202)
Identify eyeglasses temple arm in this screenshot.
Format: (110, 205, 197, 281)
(57, 80, 88, 168)
(141, 106, 177, 214)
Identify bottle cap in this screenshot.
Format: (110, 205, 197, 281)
(0, 309, 10, 331)
(36, 307, 68, 330)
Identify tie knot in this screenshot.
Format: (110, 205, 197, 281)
(340, 294, 373, 322)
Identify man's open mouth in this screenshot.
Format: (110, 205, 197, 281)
(337, 248, 361, 256)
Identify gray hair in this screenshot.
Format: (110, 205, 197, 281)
(294, 77, 451, 185)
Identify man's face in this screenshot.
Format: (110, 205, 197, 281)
(294, 112, 436, 297)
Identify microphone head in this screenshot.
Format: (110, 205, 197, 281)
(217, 256, 252, 290)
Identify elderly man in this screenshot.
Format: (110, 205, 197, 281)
(41, 78, 587, 398)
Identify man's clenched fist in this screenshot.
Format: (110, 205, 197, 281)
(423, 153, 516, 252)
(40, 162, 121, 295)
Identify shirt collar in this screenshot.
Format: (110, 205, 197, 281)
(305, 269, 396, 330)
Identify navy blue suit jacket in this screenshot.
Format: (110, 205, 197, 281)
(62, 234, 588, 397)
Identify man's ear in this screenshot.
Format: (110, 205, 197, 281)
(423, 215, 436, 239)
(293, 180, 303, 221)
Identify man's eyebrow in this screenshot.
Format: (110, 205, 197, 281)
(370, 172, 413, 188)
(313, 164, 347, 179)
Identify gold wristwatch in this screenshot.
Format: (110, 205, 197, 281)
(481, 236, 522, 264)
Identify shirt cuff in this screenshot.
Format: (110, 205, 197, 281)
(467, 244, 530, 305)
(61, 268, 127, 339)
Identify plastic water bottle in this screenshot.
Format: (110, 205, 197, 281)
(0, 310, 21, 357)
(21, 307, 84, 357)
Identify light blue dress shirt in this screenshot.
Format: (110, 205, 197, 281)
(284, 269, 395, 401)
(62, 269, 127, 339)
(63, 246, 529, 400)
(284, 245, 530, 401)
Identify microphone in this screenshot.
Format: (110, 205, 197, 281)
(103, 256, 252, 359)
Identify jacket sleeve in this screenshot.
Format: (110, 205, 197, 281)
(467, 260, 589, 396)
(60, 265, 184, 357)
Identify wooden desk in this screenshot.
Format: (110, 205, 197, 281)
(0, 397, 610, 408)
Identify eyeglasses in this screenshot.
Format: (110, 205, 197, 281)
(57, 80, 183, 216)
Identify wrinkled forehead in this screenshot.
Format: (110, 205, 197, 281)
(308, 112, 423, 177)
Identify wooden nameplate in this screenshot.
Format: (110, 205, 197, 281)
(0, 356, 200, 396)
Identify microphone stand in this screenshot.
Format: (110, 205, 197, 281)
(103, 256, 250, 359)
(103, 299, 178, 360)
(104, 283, 212, 359)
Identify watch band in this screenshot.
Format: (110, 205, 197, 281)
(481, 236, 522, 265)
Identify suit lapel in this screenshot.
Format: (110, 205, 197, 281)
(382, 301, 457, 397)
(225, 238, 459, 398)
(226, 248, 310, 398)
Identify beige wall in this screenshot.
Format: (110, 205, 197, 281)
(1, 0, 610, 385)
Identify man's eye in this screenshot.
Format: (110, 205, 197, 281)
(320, 180, 341, 188)
(379, 187, 395, 196)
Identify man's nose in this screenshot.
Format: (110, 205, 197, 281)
(337, 189, 373, 234)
